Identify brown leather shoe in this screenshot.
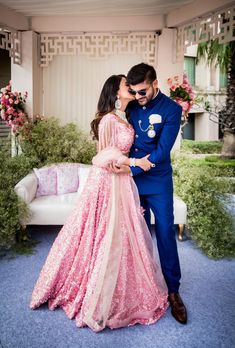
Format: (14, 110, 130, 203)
(168, 293, 187, 324)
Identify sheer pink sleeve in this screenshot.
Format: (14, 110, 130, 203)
(98, 115, 116, 151)
(92, 115, 127, 168)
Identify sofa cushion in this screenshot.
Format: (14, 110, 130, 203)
(34, 166, 57, 197)
(77, 165, 92, 196)
(29, 192, 79, 225)
(56, 163, 80, 195)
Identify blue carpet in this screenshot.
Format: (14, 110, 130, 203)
(0, 226, 235, 348)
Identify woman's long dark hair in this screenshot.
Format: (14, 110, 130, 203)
(90, 74, 125, 140)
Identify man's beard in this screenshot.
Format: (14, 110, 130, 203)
(137, 97, 148, 105)
(137, 88, 155, 105)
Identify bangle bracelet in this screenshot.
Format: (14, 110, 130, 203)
(130, 158, 136, 167)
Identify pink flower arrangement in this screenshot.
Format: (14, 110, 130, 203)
(0, 81, 29, 135)
(167, 74, 195, 117)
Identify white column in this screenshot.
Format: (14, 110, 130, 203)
(157, 28, 184, 150)
(11, 31, 42, 118)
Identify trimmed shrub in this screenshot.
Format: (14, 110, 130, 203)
(19, 118, 96, 167)
(173, 155, 235, 259)
(181, 140, 222, 154)
(0, 143, 32, 250)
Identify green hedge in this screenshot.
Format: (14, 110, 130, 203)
(173, 155, 235, 259)
(205, 155, 235, 168)
(181, 140, 223, 154)
(0, 143, 33, 250)
(20, 117, 96, 167)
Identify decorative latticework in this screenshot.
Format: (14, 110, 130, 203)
(0, 26, 21, 64)
(40, 32, 157, 67)
(177, 5, 235, 60)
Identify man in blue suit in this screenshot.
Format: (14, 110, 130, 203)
(115, 63, 187, 324)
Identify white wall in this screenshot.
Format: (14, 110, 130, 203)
(185, 44, 219, 91)
(157, 28, 184, 94)
(11, 31, 42, 118)
(195, 112, 219, 141)
(157, 28, 184, 150)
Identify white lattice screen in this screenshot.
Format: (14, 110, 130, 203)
(40, 32, 156, 67)
(42, 32, 157, 133)
(176, 5, 235, 60)
(0, 26, 21, 64)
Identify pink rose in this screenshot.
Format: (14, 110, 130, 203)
(177, 99, 190, 112)
(167, 78, 173, 86)
(183, 74, 189, 83)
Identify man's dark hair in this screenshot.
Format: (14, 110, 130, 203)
(126, 63, 157, 85)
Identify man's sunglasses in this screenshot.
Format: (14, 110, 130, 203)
(128, 84, 152, 97)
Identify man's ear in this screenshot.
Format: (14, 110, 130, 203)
(153, 79, 158, 89)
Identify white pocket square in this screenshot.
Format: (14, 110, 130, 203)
(149, 114, 162, 124)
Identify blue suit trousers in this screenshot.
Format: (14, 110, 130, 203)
(140, 193, 181, 293)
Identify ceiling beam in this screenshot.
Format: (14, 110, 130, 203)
(0, 3, 29, 30)
(31, 15, 164, 33)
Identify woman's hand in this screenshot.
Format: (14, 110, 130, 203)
(108, 161, 131, 174)
(136, 155, 153, 171)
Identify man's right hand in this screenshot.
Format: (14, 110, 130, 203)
(136, 155, 153, 171)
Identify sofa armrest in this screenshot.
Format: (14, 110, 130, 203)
(14, 172, 38, 204)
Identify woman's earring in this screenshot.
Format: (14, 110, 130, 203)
(115, 96, 122, 110)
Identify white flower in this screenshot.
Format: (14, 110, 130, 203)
(149, 114, 162, 124)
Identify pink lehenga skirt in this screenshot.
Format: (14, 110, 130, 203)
(30, 166, 169, 332)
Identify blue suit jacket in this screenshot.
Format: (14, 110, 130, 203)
(129, 90, 182, 195)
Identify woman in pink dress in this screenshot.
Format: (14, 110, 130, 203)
(30, 75, 169, 332)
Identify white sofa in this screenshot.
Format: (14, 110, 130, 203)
(14, 164, 187, 239)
